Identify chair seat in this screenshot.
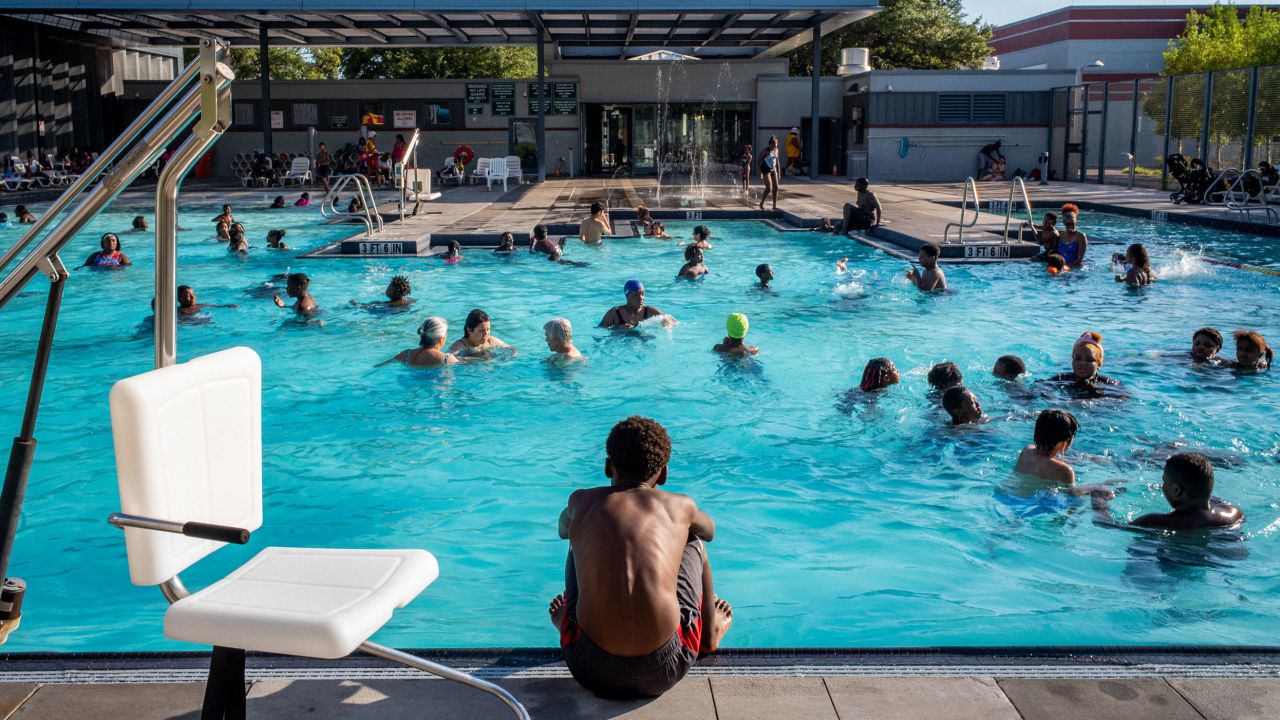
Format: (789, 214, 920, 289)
(165, 546, 437, 658)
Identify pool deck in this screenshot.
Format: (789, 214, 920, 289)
(4, 648, 1280, 719)
(152, 175, 1279, 261)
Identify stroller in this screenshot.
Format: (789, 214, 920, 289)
(1166, 154, 1215, 204)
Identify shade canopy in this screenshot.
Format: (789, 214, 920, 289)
(0, 4, 877, 58)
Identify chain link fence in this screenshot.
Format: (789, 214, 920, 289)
(1050, 65, 1279, 189)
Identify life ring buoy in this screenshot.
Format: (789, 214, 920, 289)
(454, 146, 475, 165)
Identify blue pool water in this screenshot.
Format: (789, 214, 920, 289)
(0, 200, 1277, 652)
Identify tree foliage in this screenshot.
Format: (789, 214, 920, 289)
(1162, 4, 1280, 74)
(788, 0, 992, 76)
(340, 47, 537, 80)
(228, 48, 342, 80)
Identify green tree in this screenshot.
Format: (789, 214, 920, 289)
(226, 48, 342, 80)
(787, 0, 992, 75)
(340, 47, 536, 80)
(1162, 4, 1280, 74)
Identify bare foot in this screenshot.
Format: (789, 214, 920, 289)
(702, 598, 733, 655)
(548, 594, 568, 630)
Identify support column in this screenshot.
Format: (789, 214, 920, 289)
(259, 28, 272, 158)
(1244, 66, 1259, 170)
(809, 24, 820, 180)
(1199, 71, 1213, 161)
(536, 32, 547, 182)
(1161, 75, 1173, 190)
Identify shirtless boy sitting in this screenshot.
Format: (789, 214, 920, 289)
(550, 416, 732, 698)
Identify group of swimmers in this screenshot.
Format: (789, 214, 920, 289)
(1025, 203, 1157, 285)
(212, 204, 291, 253)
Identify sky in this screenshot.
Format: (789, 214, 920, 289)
(963, 0, 1280, 27)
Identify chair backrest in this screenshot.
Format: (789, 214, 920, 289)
(504, 156, 522, 170)
(487, 157, 507, 176)
(474, 157, 491, 174)
(290, 156, 311, 174)
(110, 347, 264, 586)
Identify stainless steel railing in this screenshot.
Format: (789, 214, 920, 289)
(320, 173, 383, 236)
(942, 177, 981, 244)
(396, 128, 427, 222)
(1003, 177, 1036, 243)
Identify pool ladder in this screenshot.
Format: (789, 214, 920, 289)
(0, 40, 235, 639)
(1222, 169, 1279, 224)
(320, 172, 384, 237)
(1002, 177, 1036, 242)
(942, 177, 981, 244)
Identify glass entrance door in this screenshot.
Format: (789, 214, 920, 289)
(509, 118, 537, 174)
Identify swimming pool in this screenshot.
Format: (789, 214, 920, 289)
(0, 200, 1277, 652)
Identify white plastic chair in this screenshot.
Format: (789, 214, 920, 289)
(107, 347, 529, 720)
(503, 155, 524, 184)
(279, 157, 312, 186)
(470, 157, 491, 185)
(485, 157, 509, 192)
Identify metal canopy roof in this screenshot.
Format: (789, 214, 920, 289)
(0, 5, 877, 58)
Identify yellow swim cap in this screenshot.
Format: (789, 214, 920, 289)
(726, 312, 749, 339)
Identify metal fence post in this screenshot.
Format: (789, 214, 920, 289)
(1079, 83, 1089, 183)
(1200, 71, 1213, 162)
(1098, 82, 1109, 184)
(1244, 65, 1259, 170)
(1129, 78, 1140, 174)
(1161, 75, 1173, 190)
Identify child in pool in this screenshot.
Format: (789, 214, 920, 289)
(295, 192, 310, 207)
(1046, 253, 1068, 275)
(352, 275, 414, 310)
(712, 313, 758, 356)
(1190, 327, 1224, 364)
(678, 245, 707, 279)
(441, 240, 462, 263)
(270, 195, 286, 209)
(858, 357, 899, 393)
(927, 362, 963, 393)
(1026, 211, 1059, 259)
(1128, 453, 1243, 530)
(494, 232, 516, 254)
(266, 229, 289, 249)
(273, 272, 318, 315)
(755, 263, 774, 288)
(993, 355, 1026, 380)
(1046, 332, 1121, 392)
(1014, 409, 1117, 497)
(1113, 243, 1155, 286)
(213, 204, 234, 225)
(836, 257, 848, 274)
(941, 386, 982, 425)
(906, 243, 946, 291)
(131, 215, 148, 231)
(13, 205, 35, 224)
(1230, 330, 1273, 371)
(689, 225, 714, 250)
(177, 285, 237, 314)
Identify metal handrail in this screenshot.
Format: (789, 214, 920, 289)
(0, 55, 205, 279)
(320, 173, 382, 237)
(1201, 167, 1239, 206)
(1223, 169, 1280, 224)
(943, 177, 981, 244)
(1003, 176, 1035, 243)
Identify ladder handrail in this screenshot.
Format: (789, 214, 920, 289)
(943, 177, 981, 244)
(320, 173, 383, 237)
(1202, 167, 1239, 206)
(1003, 176, 1035, 243)
(397, 128, 423, 222)
(0, 52, 207, 281)
(1223, 169, 1280, 224)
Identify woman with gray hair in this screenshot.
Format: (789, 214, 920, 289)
(378, 316, 458, 367)
(544, 317, 584, 364)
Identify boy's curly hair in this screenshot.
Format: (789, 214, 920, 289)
(607, 416, 672, 482)
(388, 275, 411, 297)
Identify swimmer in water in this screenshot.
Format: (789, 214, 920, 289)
(441, 240, 462, 263)
(131, 215, 148, 232)
(1057, 204, 1087, 267)
(494, 232, 516, 254)
(530, 224, 563, 256)
(544, 317, 585, 364)
(449, 308, 515, 357)
(353, 275, 414, 311)
(273, 272, 318, 315)
(1190, 327, 1224, 364)
(689, 225, 714, 250)
(1046, 253, 1068, 275)
(295, 192, 311, 207)
(755, 263, 774, 288)
(13, 205, 35, 224)
(836, 257, 848, 274)
(600, 280, 672, 329)
(1230, 329, 1273, 371)
(1113, 243, 1155, 286)
(1026, 211, 1060, 260)
(83, 233, 132, 268)
(1045, 332, 1121, 393)
(212, 204, 234, 226)
(993, 355, 1027, 380)
(228, 224, 249, 255)
(1104, 453, 1243, 530)
(678, 244, 708, 279)
(927, 362, 963, 394)
(941, 386, 982, 425)
(348, 196, 365, 214)
(546, 244, 590, 267)
(270, 195, 286, 209)
(712, 313, 758, 356)
(579, 201, 612, 244)
(906, 243, 946, 291)
(636, 205, 671, 238)
(378, 316, 457, 368)
(857, 357, 899, 393)
(265, 229, 289, 249)
(1014, 409, 1117, 497)
(177, 285, 237, 315)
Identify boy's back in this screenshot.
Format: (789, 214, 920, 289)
(567, 486, 708, 656)
(1014, 445, 1074, 485)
